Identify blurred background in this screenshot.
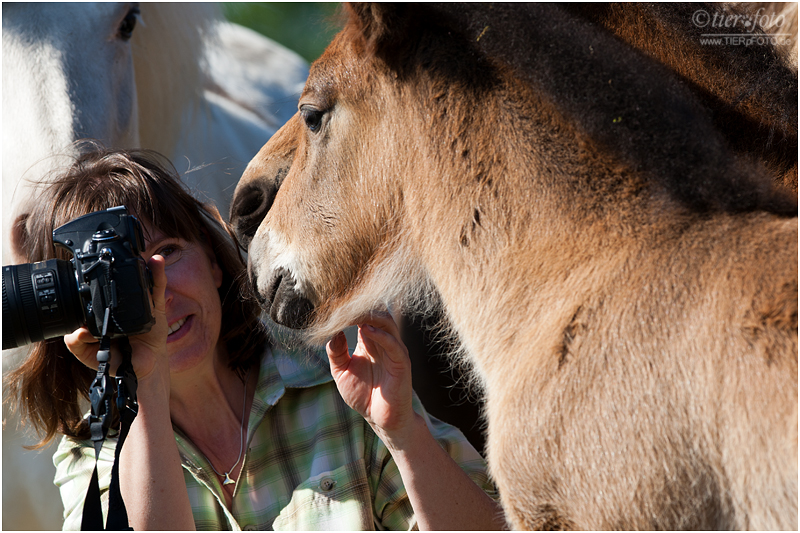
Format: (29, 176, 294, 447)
(223, 2, 341, 62)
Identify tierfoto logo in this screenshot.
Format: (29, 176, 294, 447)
(692, 8, 791, 47)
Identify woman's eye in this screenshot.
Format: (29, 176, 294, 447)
(157, 245, 183, 266)
(301, 106, 325, 133)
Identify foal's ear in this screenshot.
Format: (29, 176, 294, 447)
(344, 2, 413, 56)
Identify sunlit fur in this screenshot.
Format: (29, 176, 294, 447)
(234, 3, 797, 529)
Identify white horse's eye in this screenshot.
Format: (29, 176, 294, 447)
(118, 6, 140, 41)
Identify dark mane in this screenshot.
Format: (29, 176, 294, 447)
(345, 3, 797, 216)
(563, 3, 798, 192)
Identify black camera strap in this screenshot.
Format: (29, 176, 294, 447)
(81, 334, 138, 531)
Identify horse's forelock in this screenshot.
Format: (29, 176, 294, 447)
(342, 2, 417, 58)
(342, 2, 390, 53)
(133, 3, 222, 156)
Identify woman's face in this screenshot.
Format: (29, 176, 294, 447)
(142, 224, 224, 375)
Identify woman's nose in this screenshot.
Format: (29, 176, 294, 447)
(163, 286, 174, 306)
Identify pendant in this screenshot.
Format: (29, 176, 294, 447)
(222, 473, 235, 485)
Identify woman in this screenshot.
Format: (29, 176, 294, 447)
(5, 142, 503, 530)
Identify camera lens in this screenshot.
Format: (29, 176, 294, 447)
(2, 259, 84, 350)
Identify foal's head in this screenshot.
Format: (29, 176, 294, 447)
(230, 3, 796, 341)
(231, 7, 424, 337)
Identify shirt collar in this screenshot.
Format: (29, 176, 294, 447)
(252, 336, 334, 412)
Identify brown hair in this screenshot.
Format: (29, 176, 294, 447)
(5, 141, 267, 447)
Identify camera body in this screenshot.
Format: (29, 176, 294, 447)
(2, 206, 154, 350)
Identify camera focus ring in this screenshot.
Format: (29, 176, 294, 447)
(17, 265, 43, 342)
(2, 264, 43, 349)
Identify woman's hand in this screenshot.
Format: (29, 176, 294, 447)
(63, 255, 168, 381)
(326, 312, 418, 447)
(329, 312, 507, 530)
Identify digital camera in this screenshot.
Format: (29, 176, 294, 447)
(2, 206, 154, 350)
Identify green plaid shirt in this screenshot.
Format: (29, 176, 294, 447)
(54, 340, 495, 530)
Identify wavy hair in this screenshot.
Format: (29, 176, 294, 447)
(4, 141, 267, 447)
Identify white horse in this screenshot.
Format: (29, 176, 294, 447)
(2, 3, 308, 529)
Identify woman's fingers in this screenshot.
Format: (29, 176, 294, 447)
(326, 331, 351, 371)
(357, 310, 401, 339)
(148, 255, 167, 313)
(63, 327, 101, 368)
(327, 311, 410, 375)
(357, 320, 409, 367)
(133, 255, 167, 346)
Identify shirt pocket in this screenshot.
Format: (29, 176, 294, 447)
(272, 459, 374, 531)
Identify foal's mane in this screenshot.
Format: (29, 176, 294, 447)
(344, 3, 797, 217)
(132, 3, 222, 157)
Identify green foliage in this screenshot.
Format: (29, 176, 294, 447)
(222, 2, 341, 63)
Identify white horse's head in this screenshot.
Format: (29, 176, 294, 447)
(3, 4, 141, 159)
(2, 2, 218, 263)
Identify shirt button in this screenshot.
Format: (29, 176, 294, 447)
(243, 525, 257, 531)
(320, 477, 336, 492)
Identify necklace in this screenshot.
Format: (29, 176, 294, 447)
(209, 369, 250, 486)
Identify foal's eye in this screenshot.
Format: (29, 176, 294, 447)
(301, 106, 325, 133)
(118, 6, 140, 41)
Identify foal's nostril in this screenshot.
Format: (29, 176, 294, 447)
(230, 182, 276, 249)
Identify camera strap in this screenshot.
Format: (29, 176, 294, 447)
(81, 335, 138, 531)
